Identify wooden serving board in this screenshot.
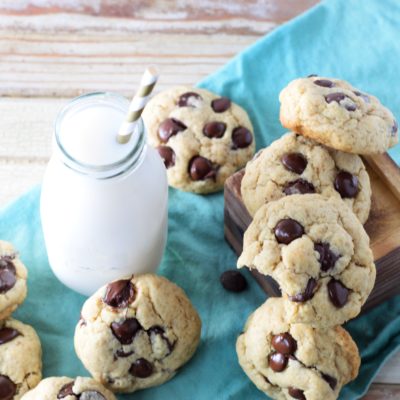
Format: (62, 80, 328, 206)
(224, 153, 400, 312)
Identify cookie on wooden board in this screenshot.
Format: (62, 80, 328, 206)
(279, 76, 398, 154)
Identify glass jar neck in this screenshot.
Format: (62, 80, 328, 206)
(54, 92, 146, 180)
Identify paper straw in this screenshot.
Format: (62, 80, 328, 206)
(117, 66, 158, 144)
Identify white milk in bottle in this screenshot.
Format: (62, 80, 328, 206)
(40, 92, 168, 295)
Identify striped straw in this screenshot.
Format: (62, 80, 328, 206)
(117, 66, 158, 144)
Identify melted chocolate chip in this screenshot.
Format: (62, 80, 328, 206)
(392, 120, 398, 136)
(325, 92, 356, 111)
(188, 156, 216, 181)
(288, 387, 306, 400)
(103, 279, 135, 308)
(353, 91, 370, 103)
(80, 391, 106, 400)
(321, 373, 337, 390)
(334, 171, 359, 198)
(158, 118, 187, 142)
(271, 333, 297, 355)
(0, 327, 20, 345)
(157, 146, 176, 169)
(274, 219, 304, 245)
(0, 258, 16, 294)
(203, 121, 226, 138)
(0, 375, 16, 400)
(116, 349, 134, 358)
(57, 381, 75, 399)
(328, 279, 349, 308)
(129, 358, 154, 378)
(211, 97, 231, 113)
(268, 352, 288, 372)
(178, 92, 202, 107)
(281, 153, 307, 174)
(289, 278, 317, 302)
(325, 92, 346, 104)
(314, 79, 334, 88)
(283, 179, 315, 195)
(148, 326, 174, 352)
(111, 318, 141, 345)
(232, 127, 253, 149)
(220, 270, 247, 292)
(314, 243, 340, 272)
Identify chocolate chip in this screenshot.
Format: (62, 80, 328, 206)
(220, 270, 247, 292)
(0, 327, 20, 345)
(129, 358, 154, 378)
(314, 79, 334, 88)
(392, 120, 398, 136)
(271, 333, 297, 355)
(232, 127, 253, 149)
(353, 91, 370, 103)
(288, 387, 306, 400)
(268, 352, 288, 372)
(321, 373, 337, 390)
(148, 326, 174, 352)
(80, 391, 106, 400)
(0, 376, 16, 400)
(0, 258, 16, 294)
(157, 146, 175, 168)
(57, 381, 75, 399)
(334, 171, 359, 198)
(103, 279, 135, 308)
(283, 179, 315, 195)
(178, 92, 202, 107)
(325, 92, 356, 111)
(328, 279, 349, 308)
(203, 121, 226, 138)
(274, 219, 304, 245)
(116, 349, 134, 358)
(281, 153, 307, 174)
(314, 243, 340, 272)
(289, 278, 317, 302)
(211, 97, 231, 113)
(307, 74, 318, 78)
(345, 103, 356, 112)
(188, 156, 216, 181)
(325, 92, 346, 104)
(158, 118, 187, 142)
(111, 318, 141, 345)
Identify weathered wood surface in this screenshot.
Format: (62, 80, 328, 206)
(0, 0, 398, 395)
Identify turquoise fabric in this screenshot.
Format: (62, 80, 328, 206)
(1, 0, 400, 398)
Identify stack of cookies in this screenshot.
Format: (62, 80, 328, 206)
(0, 240, 42, 399)
(236, 76, 398, 400)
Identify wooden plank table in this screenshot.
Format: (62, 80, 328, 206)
(0, 1, 398, 398)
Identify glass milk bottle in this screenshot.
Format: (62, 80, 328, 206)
(40, 92, 168, 296)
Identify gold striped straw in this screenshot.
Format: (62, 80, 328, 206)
(117, 66, 159, 144)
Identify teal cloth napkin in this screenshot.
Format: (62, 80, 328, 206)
(1, 0, 400, 398)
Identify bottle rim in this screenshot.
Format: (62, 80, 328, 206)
(54, 91, 146, 179)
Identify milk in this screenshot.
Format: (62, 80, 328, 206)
(40, 92, 168, 295)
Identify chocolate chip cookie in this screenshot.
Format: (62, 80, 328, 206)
(74, 274, 201, 393)
(0, 318, 42, 399)
(236, 298, 360, 400)
(238, 194, 376, 327)
(241, 132, 371, 223)
(279, 76, 398, 154)
(0, 241, 28, 320)
(21, 377, 116, 400)
(142, 86, 255, 193)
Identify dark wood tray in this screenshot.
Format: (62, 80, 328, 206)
(224, 153, 400, 312)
